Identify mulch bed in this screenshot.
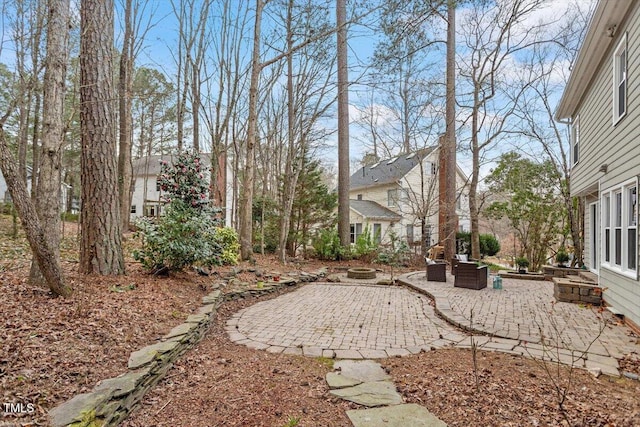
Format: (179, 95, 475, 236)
(1, 222, 639, 426)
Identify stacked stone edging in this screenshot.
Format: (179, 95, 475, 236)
(48, 289, 223, 427)
(48, 268, 326, 427)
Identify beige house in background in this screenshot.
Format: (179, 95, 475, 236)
(130, 154, 233, 227)
(556, 0, 639, 329)
(348, 147, 470, 249)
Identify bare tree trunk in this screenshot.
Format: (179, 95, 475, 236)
(29, 0, 70, 287)
(30, 91, 41, 199)
(443, 1, 457, 262)
(336, 0, 350, 247)
(239, 0, 263, 260)
(118, 0, 134, 232)
(470, 91, 481, 260)
(0, 129, 71, 296)
(80, 0, 125, 275)
(276, 0, 302, 264)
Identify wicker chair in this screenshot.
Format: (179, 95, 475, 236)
(425, 258, 447, 282)
(453, 262, 488, 290)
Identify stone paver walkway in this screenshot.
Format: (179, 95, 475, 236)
(327, 360, 447, 427)
(227, 272, 640, 377)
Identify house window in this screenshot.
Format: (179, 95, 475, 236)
(602, 180, 638, 275)
(590, 202, 598, 270)
(156, 178, 161, 192)
(350, 223, 363, 244)
(627, 185, 637, 270)
(373, 223, 382, 243)
(614, 190, 622, 266)
(145, 204, 161, 217)
(131, 205, 137, 214)
(613, 33, 627, 123)
(406, 224, 414, 244)
(424, 161, 436, 175)
(603, 194, 610, 263)
(387, 189, 398, 206)
(571, 115, 579, 166)
(357, 194, 362, 200)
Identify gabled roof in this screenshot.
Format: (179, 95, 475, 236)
(349, 147, 437, 191)
(349, 199, 402, 221)
(132, 153, 211, 176)
(555, 0, 634, 120)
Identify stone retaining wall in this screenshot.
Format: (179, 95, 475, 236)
(48, 269, 325, 427)
(553, 277, 602, 305)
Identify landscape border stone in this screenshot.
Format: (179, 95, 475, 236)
(48, 268, 326, 427)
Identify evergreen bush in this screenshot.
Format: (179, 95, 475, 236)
(133, 151, 237, 273)
(479, 234, 500, 257)
(312, 228, 347, 260)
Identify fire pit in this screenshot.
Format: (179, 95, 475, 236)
(346, 268, 377, 279)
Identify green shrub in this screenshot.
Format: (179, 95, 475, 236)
(376, 231, 410, 266)
(515, 257, 529, 269)
(133, 200, 223, 272)
(479, 234, 500, 257)
(213, 226, 240, 265)
(354, 226, 378, 258)
(555, 247, 570, 266)
(457, 232, 500, 258)
(133, 151, 229, 273)
(312, 228, 347, 260)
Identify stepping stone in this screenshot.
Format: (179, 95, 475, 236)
(326, 372, 362, 389)
(347, 403, 448, 427)
(333, 360, 390, 383)
(329, 380, 402, 407)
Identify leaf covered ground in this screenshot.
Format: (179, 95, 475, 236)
(0, 216, 639, 426)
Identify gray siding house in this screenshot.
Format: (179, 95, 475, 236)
(556, 0, 639, 330)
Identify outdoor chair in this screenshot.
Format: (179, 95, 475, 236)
(453, 262, 488, 290)
(451, 254, 478, 276)
(425, 257, 447, 282)
(451, 254, 468, 276)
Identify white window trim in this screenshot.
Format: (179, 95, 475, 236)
(603, 193, 611, 264)
(589, 201, 599, 274)
(600, 177, 638, 279)
(613, 32, 627, 125)
(571, 115, 579, 166)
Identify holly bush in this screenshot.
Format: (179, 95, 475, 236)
(134, 199, 223, 272)
(134, 151, 238, 273)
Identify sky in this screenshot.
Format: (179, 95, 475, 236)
(0, 0, 597, 179)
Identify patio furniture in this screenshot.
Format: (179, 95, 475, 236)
(451, 254, 480, 275)
(427, 245, 445, 260)
(425, 257, 447, 282)
(454, 262, 488, 290)
(451, 254, 468, 276)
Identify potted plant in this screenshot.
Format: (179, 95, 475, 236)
(515, 257, 529, 274)
(555, 248, 570, 267)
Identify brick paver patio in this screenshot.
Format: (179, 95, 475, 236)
(227, 283, 466, 359)
(226, 271, 640, 376)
